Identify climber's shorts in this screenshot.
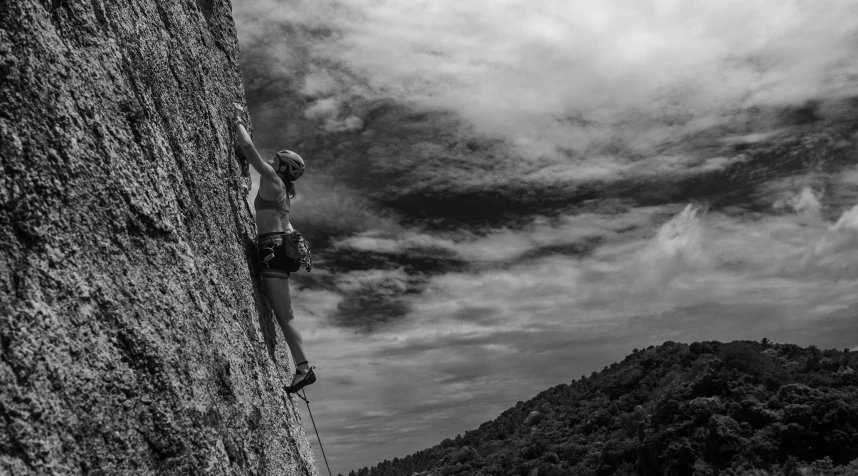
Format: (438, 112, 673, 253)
(256, 231, 312, 279)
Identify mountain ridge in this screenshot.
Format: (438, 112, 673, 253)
(349, 340, 858, 476)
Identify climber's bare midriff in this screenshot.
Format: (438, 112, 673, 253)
(255, 209, 295, 235)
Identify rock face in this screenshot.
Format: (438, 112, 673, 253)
(1, 1, 317, 474)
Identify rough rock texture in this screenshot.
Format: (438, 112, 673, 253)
(0, 1, 318, 474)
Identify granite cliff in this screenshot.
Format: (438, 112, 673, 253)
(1, 0, 317, 474)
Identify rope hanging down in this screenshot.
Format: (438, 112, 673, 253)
(294, 389, 333, 476)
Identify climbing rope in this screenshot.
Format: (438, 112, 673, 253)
(294, 389, 333, 476)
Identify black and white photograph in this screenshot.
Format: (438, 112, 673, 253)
(2, 0, 858, 475)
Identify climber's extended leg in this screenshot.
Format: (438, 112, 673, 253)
(263, 275, 314, 390)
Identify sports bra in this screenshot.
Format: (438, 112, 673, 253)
(254, 191, 290, 215)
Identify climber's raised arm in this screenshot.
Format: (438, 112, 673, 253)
(232, 103, 279, 181)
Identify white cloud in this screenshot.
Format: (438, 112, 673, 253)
(332, 206, 669, 263)
(301, 68, 339, 97)
(804, 204, 858, 267)
(304, 97, 340, 120)
(283, 0, 857, 156)
(453, 207, 662, 261)
(335, 232, 456, 255)
(841, 167, 858, 186)
(773, 186, 824, 219)
(335, 268, 409, 293)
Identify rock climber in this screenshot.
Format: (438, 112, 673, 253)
(232, 103, 316, 394)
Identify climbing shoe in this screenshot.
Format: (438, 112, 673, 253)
(285, 367, 316, 394)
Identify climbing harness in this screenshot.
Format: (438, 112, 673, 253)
(257, 231, 312, 276)
(291, 387, 333, 476)
(282, 231, 312, 273)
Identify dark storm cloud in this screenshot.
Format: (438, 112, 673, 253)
(331, 284, 411, 331)
(294, 239, 469, 331)
(325, 242, 468, 276)
(364, 99, 858, 230)
(271, 87, 858, 237)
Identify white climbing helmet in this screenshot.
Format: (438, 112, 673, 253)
(275, 150, 305, 181)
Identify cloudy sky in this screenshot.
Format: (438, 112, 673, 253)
(231, 0, 858, 472)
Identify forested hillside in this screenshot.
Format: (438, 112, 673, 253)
(349, 340, 858, 476)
